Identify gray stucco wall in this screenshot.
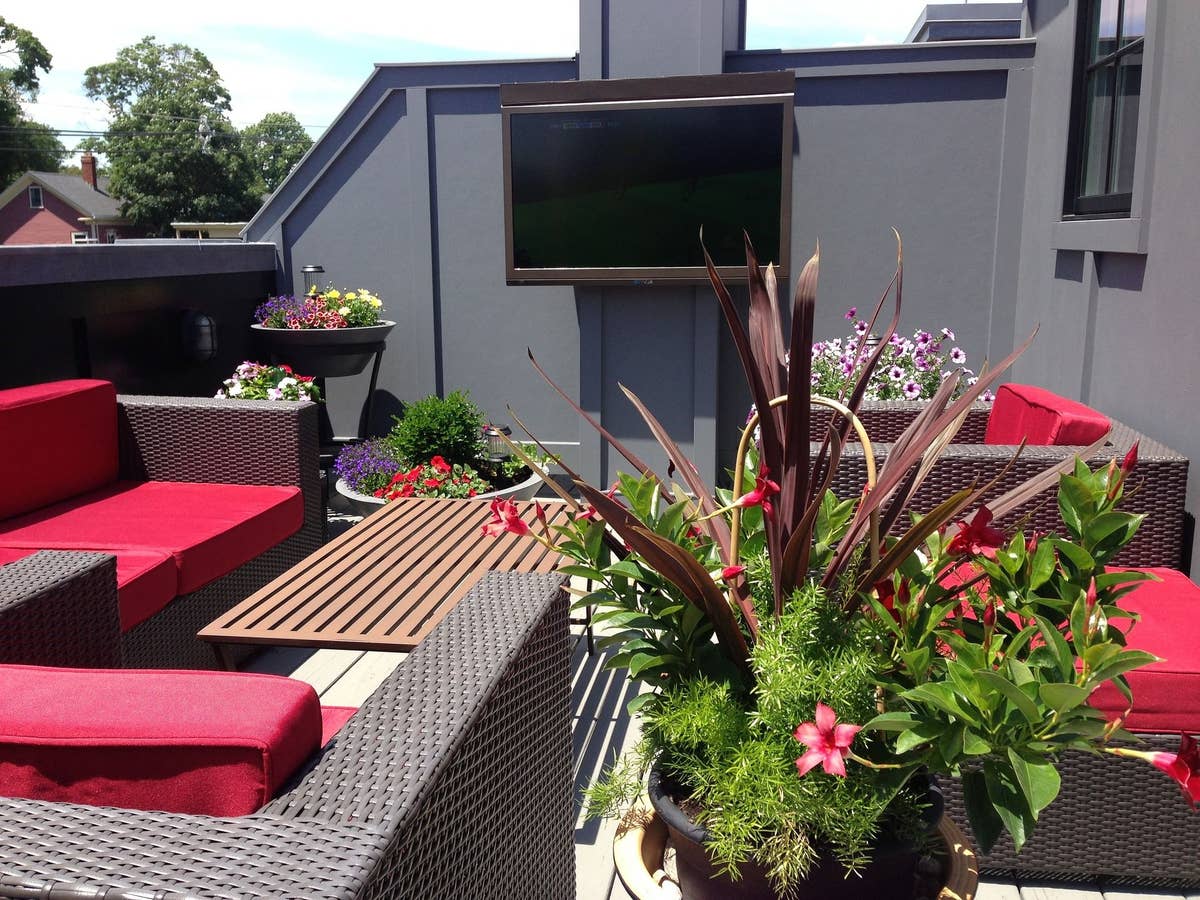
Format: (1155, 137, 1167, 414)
(245, 20, 1036, 488)
(1013, 0, 1200, 566)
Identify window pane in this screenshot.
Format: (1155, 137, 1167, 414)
(1122, 0, 1146, 45)
(1109, 50, 1142, 194)
(1080, 65, 1114, 197)
(1089, 0, 1121, 61)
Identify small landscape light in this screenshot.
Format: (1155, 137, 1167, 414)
(301, 264, 325, 294)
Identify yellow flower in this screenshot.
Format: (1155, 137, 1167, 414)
(338, 306, 351, 316)
(326, 289, 341, 300)
(345, 291, 357, 301)
(370, 297, 382, 308)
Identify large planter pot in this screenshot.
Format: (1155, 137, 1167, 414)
(250, 321, 396, 377)
(639, 769, 967, 900)
(334, 466, 543, 518)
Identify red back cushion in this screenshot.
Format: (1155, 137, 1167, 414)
(983, 384, 1111, 446)
(0, 665, 322, 816)
(0, 380, 119, 519)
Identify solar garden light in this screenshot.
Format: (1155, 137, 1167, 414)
(483, 424, 513, 461)
(301, 264, 325, 294)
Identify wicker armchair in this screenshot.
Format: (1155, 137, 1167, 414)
(0, 561, 574, 899)
(813, 402, 1199, 885)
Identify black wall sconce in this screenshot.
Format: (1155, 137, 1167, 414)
(182, 310, 218, 361)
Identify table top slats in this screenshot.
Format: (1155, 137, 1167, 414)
(199, 497, 571, 652)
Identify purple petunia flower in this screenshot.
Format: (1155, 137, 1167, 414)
(903, 380, 921, 400)
(888, 366, 904, 382)
(950, 347, 966, 365)
(855, 320, 869, 335)
(845, 307, 857, 320)
(941, 327, 956, 340)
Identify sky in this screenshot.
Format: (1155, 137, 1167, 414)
(11, 0, 933, 151)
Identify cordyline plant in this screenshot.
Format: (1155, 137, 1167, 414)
(486, 233, 1189, 887)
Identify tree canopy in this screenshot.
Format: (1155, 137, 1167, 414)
(83, 36, 260, 235)
(243, 111, 312, 195)
(0, 17, 67, 188)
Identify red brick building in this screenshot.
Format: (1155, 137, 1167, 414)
(0, 154, 143, 245)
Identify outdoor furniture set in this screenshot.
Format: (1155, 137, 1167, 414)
(1, 376, 1198, 892)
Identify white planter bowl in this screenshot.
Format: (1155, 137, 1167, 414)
(335, 467, 543, 518)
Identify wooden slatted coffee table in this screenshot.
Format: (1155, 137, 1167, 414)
(200, 497, 568, 665)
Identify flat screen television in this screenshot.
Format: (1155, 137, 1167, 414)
(501, 71, 794, 285)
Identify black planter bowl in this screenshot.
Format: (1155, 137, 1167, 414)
(647, 766, 945, 900)
(250, 322, 396, 377)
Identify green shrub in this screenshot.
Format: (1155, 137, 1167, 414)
(387, 390, 484, 467)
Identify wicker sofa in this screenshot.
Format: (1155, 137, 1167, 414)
(0, 556, 574, 899)
(812, 399, 1189, 569)
(0, 384, 323, 670)
(813, 399, 1199, 886)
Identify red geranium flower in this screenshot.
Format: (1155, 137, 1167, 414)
(430, 455, 452, 474)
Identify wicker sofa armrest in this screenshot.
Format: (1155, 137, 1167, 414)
(116, 394, 322, 537)
(264, 570, 574, 899)
(0, 551, 121, 668)
(0, 798, 389, 900)
(828, 419, 1189, 568)
(809, 400, 992, 443)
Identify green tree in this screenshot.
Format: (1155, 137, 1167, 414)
(0, 17, 67, 188)
(243, 111, 312, 195)
(83, 36, 259, 234)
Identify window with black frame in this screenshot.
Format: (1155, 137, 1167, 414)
(1065, 0, 1146, 217)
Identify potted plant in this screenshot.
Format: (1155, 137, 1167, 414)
(250, 285, 395, 377)
(214, 361, 321, 401)
(485, 234, 1192, 899)
(332, 390, 545, 515)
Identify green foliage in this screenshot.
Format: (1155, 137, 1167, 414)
(83, 37, 260, 234)
(0, 17, 66, 187)
(387, 390, 484, 468)
(242, 111, 312, 195)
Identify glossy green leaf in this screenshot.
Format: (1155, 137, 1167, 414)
(961, 770, 1003, 854)
(975, 670, 1040, 724)
(1038, 682, 1090, 712)
(1007, 749, 1061, 817)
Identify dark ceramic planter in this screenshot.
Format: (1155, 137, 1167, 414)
(647, 766, 944, 900)
(250, 321, 395, 377)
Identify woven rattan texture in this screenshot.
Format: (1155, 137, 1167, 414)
(121, 540, 313, 669)
(0, 552, 120, 667)
(808, 401, 992, 444)
(0, 572, 571, 898)
(826, 418, 1188, 568)
(266, 571, 575, 899)
(942, 733, 1200, 886)
(0, 799, 388, 900)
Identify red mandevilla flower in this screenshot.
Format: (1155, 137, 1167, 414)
(947, 506, 1006, 557)
(735, 464, 781, 521)
(481, 498, 530, 537)
(793, 702, 861, 777)
(1149, 733, 1200, 808)
(721, 566, 745, 583)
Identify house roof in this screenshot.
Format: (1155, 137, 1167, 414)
(0, 170, 124, 221)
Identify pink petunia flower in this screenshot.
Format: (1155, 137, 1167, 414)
(794, 702, 862, 777)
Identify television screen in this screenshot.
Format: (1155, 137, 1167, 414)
(502, 73, 794, 285)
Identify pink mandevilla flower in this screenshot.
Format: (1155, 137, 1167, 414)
(735, 465, 781, 520)
(947, 506, 1006, 557)
(481, 498, 530, 537)
(794, 702, 862, 777)
(1149, 733, 1200, 808)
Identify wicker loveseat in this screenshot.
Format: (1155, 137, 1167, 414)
(0, 556, 573, 899)
(0, 381, 323, 670)
(812, 398, 1189, 569)
(814, 398, 1199, 886)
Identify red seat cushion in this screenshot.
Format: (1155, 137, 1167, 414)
(983, 384, 1111, 446)
(319, 706, 357, 746)
(0, 665, 321, 816)
(1090, 568, 1200, 734)
(0, 380, 117, 519)
(0, 481, 302, 594)
(0, 547, 177, 632)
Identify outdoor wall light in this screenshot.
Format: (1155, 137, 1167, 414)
(301, 264, 325, 294)
(182, 310, 218, 361)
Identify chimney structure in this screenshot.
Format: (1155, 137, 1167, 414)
(80, 152, 98, 190)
